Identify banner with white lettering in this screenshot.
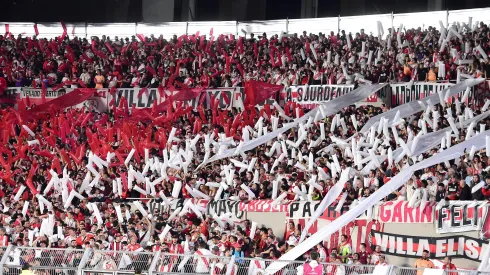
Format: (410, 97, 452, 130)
(110, 88, 163, 109)
(106, 87, 239, 110)
(435, 201, 488, 234)
(282, 84, 355, 105)
(370, 229, 488, 262)
(375, 200, 435, 223)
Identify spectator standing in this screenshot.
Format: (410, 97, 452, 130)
(297, 252, 322, 275)
(357, 243, 369, 264)
(442, 257, 456, 270)
(435, 183, 446, 202)
(338, 235, 351, 263)
(459, 179, 472, 200)
(95, 70, 105, 88)
(371, 245, 382, 265)
(376, 255, 387, 266)
(414, 250, 435, 275)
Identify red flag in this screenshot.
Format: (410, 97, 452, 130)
(244, 80, 282, 106)
(264, 104, 272, 119)
(82, 52, 93, 63)
(198, 106, 207, 123)
(146, 65, 156, 76)
(105, 41, 114, 54)
(72, 26, 75, 36)
(25, 95, 31, 107)
(157, 85, 164, 98)
(222, 92, 230, 105)
(52, 157, 62, 174)
(237, 37, 244, 54)
(77, 79, 87, 88)
(41, 82, 47, 104)
(285, 47, 293, 62)
(209, 28, 214, 36)
(26, 180, 38, 196)
(95, 50, 108, 60)
(137, 87, 148, 99)
(4, 24, 9, 37)
(270, 51, 276, 67)
(61, 21, 67, 34)
(34, 24, 39, 36)
(199, 35, 205, 50)
(91, 40, 96, 52)
(136, 33, 146, 42)
(225, 56, 231, 74)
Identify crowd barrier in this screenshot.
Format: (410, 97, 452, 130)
(0, 246, 482, 275)
(1, 8, 490, 39)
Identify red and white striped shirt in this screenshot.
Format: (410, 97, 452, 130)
(0, 235, 9, 246)
(110, 241, 122, 251)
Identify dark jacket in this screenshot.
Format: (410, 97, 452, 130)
(459, 184, 472, 201)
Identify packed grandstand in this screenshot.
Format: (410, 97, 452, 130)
(0, 8, 490, 275)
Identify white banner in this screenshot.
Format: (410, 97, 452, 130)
(435, 201, 489, 234)
(282, 84, 354, 104)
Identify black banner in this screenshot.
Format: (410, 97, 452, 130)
(199, 88, 235, 109)
(370, 229, 488, 262)
(112, 88, 236, 110)
(114, 88, 160, 109)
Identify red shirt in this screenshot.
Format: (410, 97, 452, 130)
(168, 243, 184, 254)
(0, 235, 8, 246)
(442, 263, 456, 270)
(285, 229, 294, 241)
(127, 243, 141, 251)
(358, 251, 369, 264)
(73, 212, 84, 222)
(76, 234, 94, 246)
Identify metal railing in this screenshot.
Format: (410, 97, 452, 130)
(0, 246, 483, 275)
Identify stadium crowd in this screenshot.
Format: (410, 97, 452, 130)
(0, 22, 489, 273)
(0, 21, 490, 90)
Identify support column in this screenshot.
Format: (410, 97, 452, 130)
(180, 0, 196, 21)
(427, 0, 444, 11)
(142, 0, 175, 22)
(301, 0, 318, 18)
